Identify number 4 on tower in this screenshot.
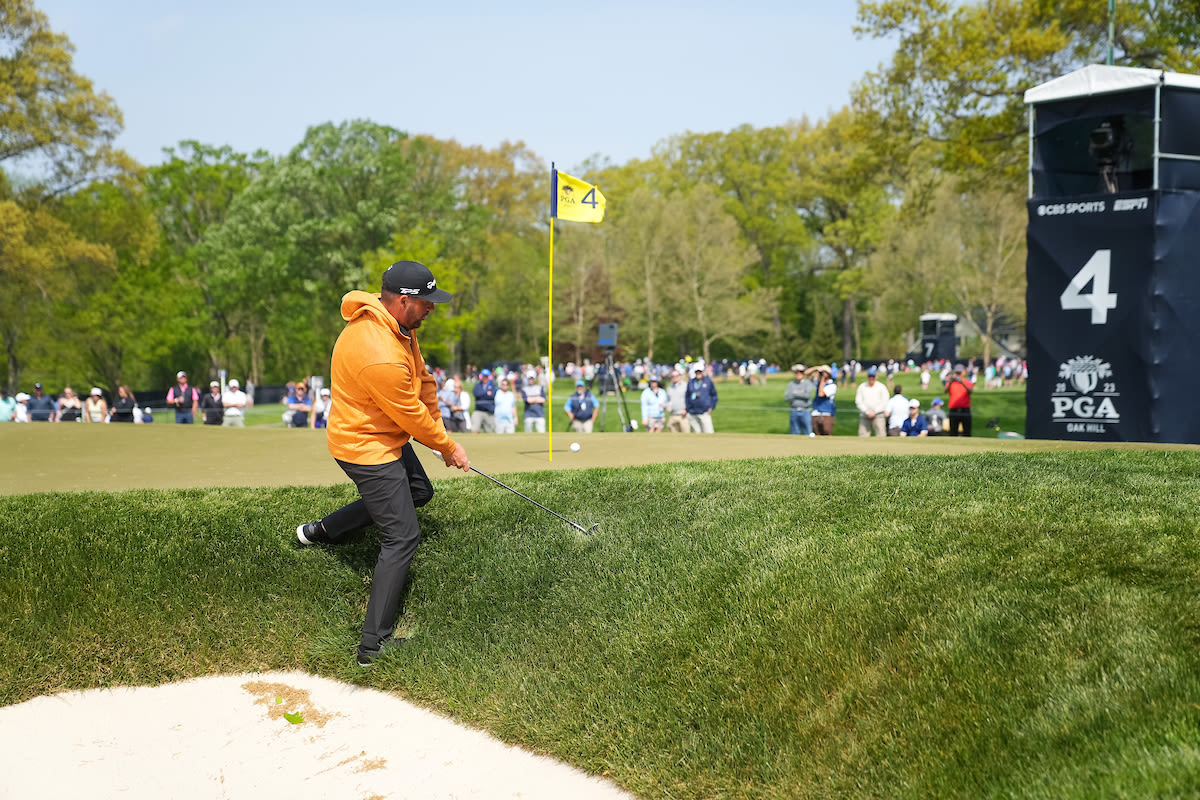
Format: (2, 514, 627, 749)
(1060, 249, 1117, 325)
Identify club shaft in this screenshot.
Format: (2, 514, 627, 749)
(469, 466, 589, 534)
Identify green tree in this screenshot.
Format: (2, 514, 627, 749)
(0, 0, 130, 193)
(855, 0, 1200, 182)
(0, 194, 113, 389)
(868, 180, 1026, 363)
(430, 139, 548, 368)
(199, 122, 459, 382)
(144, 142, 267, 383)
(611, 186, 672, 362)
(800, 109, 896, 361)
(53, 177, 160, 393)
(651, 124, 815, 340)
(0, 0, 132, 390)
(552, 223, 614, 367)
(662, 185, 776, 365)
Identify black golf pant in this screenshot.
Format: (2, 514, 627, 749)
(321, 444, 433, 655)
(948, 408, 972, 437)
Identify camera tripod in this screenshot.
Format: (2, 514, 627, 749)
(597, 349, 634, 432)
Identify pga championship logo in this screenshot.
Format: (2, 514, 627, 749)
(1052, 355, 1120, 433)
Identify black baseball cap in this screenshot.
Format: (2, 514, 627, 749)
(381, 260, 452, 303)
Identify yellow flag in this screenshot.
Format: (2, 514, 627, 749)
(552, 169, 605, 223)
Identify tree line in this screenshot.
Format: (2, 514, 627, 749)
(2, 0, 1196, 395)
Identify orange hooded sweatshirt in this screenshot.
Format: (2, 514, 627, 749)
(326, 291, 455, 465)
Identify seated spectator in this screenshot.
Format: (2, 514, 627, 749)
(56, 387, 83, 422)
(110, 385, 138, 423)
(438, 378, 465, 433)
(287, 383, 312, 428)
(280, 380, 297, 426)
(312, 387, 332, 429)
(900, 398, 929, 437)
(84, 388, 108, 423)
(926, 397, 948, 435)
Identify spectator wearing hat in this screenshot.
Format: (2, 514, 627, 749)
(312, 386, 333, 429)
(200, 381, 225, 425)
(83, 387, 108, 423)
(437, 377, 465, 433)
(640, 375, 668, 432)
(854, 366, 889, 437)
(0, 387, 15, 422)
(900, 398, 929, 437)
(27, 383, 55, 422)
(686, 364, 718, 433)
(222, 379, 248, 427)
(784, 364, 816, 436)
(926, 397, 947, 434)
(665, 369, 688, 433)
(471, 369, 497, 433)
(287, 383, 313, 428)
(520, 371, 546, 433)
(809, 366, 838, 435)
(946, 363, 975, 436)
(167, 371, 199, 424)
(14, 392, 31, 422)
(564, 379, 599, 433)
(56, 386, 83, 422)
(110, 385, 138, 423)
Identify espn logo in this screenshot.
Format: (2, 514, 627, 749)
(1113, 197, 1149, 211)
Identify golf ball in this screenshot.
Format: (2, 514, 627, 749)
(570, 442, 581, 452)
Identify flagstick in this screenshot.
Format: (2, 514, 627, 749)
(548, 214, 554, 462)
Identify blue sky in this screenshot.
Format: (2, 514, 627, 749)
(38, 1, 896, 173)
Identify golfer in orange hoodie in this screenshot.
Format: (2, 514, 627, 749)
(296, 260, 470, 666)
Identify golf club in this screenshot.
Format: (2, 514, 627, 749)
(470, 465, 599, 535)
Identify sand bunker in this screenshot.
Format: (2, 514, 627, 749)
(0, 671, 635, 799)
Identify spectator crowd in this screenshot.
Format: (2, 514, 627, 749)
(0, 354, 1024, 439)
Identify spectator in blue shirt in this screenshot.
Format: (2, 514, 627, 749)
(564, 379, 599, 433)
(685, 364, 718, 433)
(640, 375, 668, 432)
(899, 398, 929, 437)
(472, 369, 497, 433)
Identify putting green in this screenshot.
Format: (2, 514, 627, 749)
(3, 424, 1195, 496)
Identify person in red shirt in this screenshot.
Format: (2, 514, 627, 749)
(946, 363, 974, 436)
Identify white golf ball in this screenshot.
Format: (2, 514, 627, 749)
(570, 442, 581, 452)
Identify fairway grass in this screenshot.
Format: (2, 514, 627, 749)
(3, 448, 1199, 798)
